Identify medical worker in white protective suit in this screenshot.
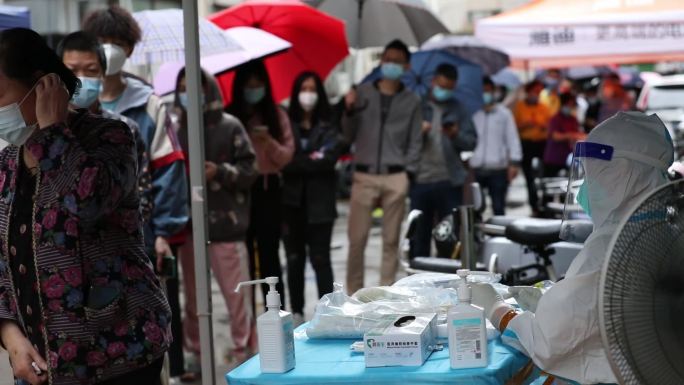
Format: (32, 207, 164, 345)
(472, 111, 674, 384)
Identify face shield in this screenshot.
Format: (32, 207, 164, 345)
(560, 141, 614, 241)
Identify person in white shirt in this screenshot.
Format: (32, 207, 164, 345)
(470, 76, 522, 215)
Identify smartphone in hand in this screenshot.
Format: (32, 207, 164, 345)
(252, 125, 268, 134)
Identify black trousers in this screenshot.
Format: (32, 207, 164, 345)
(474, 169, 509, 216)
(282, 205, 334, 315)
(166, 245, 184, 377)
(247, 175, 285, 311)
(521, 140, 546, 213)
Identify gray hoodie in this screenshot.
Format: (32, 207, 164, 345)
(342, 81, 422, 174)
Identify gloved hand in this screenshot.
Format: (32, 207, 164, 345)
(471, 283, 514, 331)
(508, 286, 543, 313)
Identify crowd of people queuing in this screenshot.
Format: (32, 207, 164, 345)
(0, 5, 637, 384)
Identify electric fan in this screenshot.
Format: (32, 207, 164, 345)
(600, 180, 684, 384)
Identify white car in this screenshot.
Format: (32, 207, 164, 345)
(636, 74, 684, 155)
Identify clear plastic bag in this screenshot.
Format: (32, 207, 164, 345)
(306, 283, 460, 339)
(306, 272, 506, 340)
(392, 272, 502, 288)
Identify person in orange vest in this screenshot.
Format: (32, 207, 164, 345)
(513, 80, 551, 216)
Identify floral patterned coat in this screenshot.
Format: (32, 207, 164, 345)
(0, 111, 171, 384)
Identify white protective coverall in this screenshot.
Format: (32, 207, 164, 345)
(502, 112, 674, 384)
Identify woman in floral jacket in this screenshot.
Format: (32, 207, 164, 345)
(0, 28, 171, 385)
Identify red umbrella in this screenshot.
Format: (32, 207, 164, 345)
(209, 0, 349, 104)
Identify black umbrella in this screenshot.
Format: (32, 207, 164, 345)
(305, 0, 449, 48)
(421, 34, 510, 75)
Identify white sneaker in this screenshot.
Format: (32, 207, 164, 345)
(292, 312, 305, 327)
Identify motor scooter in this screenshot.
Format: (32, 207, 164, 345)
(400, 183, 593, 285)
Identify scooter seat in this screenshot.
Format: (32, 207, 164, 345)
(505, 218, 561, 246)
(410, 257, 486, 273)
(485, 216, 518, 227)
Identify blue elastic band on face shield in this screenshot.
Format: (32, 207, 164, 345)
(573, 141, 614, 161)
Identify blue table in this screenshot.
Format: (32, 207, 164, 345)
(226, 325, 529, 385)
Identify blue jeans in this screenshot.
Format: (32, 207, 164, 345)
(474, 169, 509, 216)
(409, 181, 463, 258)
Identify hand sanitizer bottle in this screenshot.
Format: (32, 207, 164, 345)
(235, 277, 295, 373)
(448, 269, 488, 369)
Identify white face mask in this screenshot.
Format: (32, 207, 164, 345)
(298, 91, 318, 112)
(0, 85, 38, 146)
(102, 43, 127, 76)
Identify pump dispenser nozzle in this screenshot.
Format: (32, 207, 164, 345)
(235, 276, 281, 309)
(456, 269, 471, 303)
(448, 268, 488, 368)
(236, 276, 295, 373)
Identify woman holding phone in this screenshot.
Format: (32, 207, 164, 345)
(226, 60, 294, 310)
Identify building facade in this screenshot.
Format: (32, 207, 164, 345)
(424, 0, 531, 34)
(0, 0, 234, 34)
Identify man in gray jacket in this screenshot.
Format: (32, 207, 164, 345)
(343, 39, 422, 293)
(411, 63, 477, 258)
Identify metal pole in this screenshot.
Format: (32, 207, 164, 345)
(459, 205, 476, 270)
(181, 2, 215, 384)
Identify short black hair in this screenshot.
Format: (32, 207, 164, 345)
(525, 80, 544, 92)
(0, 28, 79, 97)
(56, 31, 107, 74)
(383, 39, 411, 63)
(482, 76, 495, 88)
(559, 92, 575, 106)
(82, 5, 142, 48)
(435, 63, 458, 81)
(605, 72, 621, 82)
(546, 68, 561, 77)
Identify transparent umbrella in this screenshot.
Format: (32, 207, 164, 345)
(131, 8, 241, 66)
(152, 27, 292, 96)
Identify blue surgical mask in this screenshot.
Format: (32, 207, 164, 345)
(71, 77, 101, 109)
(577, 181, 591, 218)
(482, 92, 494, 105)
(545, 77, 559, 90)
(244, 87, 266, 105)
(561, 106, 573, 116)
(0, 85, 37, 145)
(380, 63, 404, 80)
(178, 92, 205, 109)
(432, 85, 453, 102)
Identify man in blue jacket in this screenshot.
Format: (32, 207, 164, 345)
(83, 6, 189, 264)
(411, 63, 477, 258)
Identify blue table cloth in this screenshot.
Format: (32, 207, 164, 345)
(227, 325, 529, 385)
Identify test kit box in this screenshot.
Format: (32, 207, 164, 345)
(363, 313, 437, 368)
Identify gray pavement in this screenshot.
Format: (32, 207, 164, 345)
(0, 176, 530, 385)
